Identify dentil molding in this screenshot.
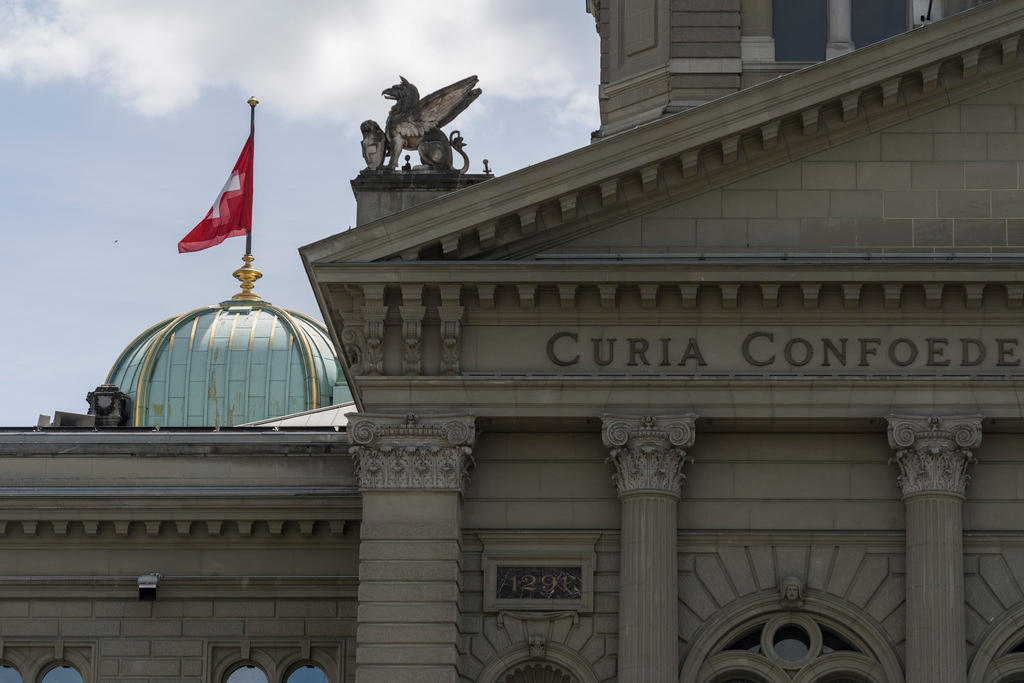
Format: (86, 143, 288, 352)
(601, 414, 698, 497)
(886, 414, 983, 497)
(348, 412, 476, 491)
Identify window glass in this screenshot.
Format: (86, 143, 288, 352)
(772, 624, 811, 661)
(725, 627, 763, 654)
(772, 0, 827, 61)
(40, 668, 81, 683)
(821, 626, 860, 654)
(0, 666, 21, 683)
(853, 0, 907, 49)
(286, 665, 328, 683)
(225, 666, 267, 683)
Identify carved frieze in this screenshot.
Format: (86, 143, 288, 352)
(886, 414, 983, 497)
(601, 414, 697, 497)
(348, 413, 476, 491)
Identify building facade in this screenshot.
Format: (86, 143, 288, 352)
(4, 1, 1024, 682)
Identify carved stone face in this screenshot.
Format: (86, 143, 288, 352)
(779, 576, 803, 606)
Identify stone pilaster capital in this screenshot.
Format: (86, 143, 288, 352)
(348, 412, 476, 491)
(886, 414, 983, 498)
(601, 414, 698, 498)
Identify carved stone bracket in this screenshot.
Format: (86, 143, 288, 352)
(361, 285, 387, 376)
(348, 413, 476, 491)
(400, 285, 425, 376)
(439, 284, 465, 375)
(497, 610, 580, 659)
(601, 414, 698, 498)
(886, 414, 983, 497)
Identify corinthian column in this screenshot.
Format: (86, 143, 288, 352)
(887, 414, 982, 683)
(603, 414, 697, 683)
(349, 412, 476, 683)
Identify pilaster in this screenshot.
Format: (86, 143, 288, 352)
(350, 412, 476, 683)
(826, 0, 854, 60)
(602, 414, 697, 683)
(887, 413, 982, 683)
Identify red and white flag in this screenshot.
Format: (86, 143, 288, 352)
(178, 132, 254, 253)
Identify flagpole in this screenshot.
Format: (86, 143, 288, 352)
(245, 96, 258, 256)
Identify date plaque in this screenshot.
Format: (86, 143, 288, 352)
(496, 566, 582, 600)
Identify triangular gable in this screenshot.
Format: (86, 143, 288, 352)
(541, 74, 1024, 256)
(300, 2, 1024, 267)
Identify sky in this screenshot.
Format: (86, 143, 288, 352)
(0, 1, 600, 425)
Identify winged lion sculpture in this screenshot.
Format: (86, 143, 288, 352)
(360, 75, 481, 174)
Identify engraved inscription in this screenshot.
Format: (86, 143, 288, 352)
(541, 328, 1022, 373)
(496, 566, 582, 600)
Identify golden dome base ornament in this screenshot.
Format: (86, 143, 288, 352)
(231, 253, 263, 301)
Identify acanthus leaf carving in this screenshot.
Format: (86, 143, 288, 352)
(362, 304, 387, 376)
(601, 414, 697, 497)
(349, 413, 476, 491)
(886, 414, 983, 497)
(438, 303, 465, 375)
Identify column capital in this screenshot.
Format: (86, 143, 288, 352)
(886, 414, 983, 498)
(348, 412, 476, 491)
(602, 414, 697, 498)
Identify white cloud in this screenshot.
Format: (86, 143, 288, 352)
(0, 1, 598, 128)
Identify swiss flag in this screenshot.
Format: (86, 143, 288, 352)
(178, 132, 254, 253)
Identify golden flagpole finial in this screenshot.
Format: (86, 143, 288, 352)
(231, 253, 263, 301)
(248, 96, 259, 108)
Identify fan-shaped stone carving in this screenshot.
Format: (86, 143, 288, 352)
(501, 662, 576, 683)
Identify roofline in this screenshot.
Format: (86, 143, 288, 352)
(0, 429, 349, 450)
(299, 1, 1024, 265)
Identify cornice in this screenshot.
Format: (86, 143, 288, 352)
(312, 259, 1024, 283)
(0, 430, 349, 453)
(354, 375, 1024, 420)
(0, 488, 359, 539)
(300, 2, 1024, 266)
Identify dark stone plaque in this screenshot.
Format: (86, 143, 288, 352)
(496, 566, 582, 600)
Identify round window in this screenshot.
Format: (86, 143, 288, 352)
(773, 624, 811, 662)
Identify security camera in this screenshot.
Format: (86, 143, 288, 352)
(138, 572, 162, 601)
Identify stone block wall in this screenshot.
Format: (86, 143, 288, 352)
(558, 75, 1024, 253)
(0, 598, 355, 682)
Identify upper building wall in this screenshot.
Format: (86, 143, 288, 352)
(591, 0, 998, 139)
(549, 75, 1024, 254)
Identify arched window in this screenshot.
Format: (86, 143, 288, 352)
(224, 665, 268, 683)
(285, 665, 328, 683)
(0, 666, 22, 683)
(689, 609, 898, 683)
(39, 667, 81, 683)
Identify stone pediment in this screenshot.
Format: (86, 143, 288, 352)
(301, 2, 1024, 267)
(302, 4, 1024, 420)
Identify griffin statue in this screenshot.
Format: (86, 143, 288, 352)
(360, 75, 481, 174)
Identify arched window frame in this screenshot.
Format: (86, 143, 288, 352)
(223, 663, 269, 683)
(37, 664, 83, 683)
(281, 661, 330, 683)
(967, 603, 1024, 683)
(680, 594, 903, 683)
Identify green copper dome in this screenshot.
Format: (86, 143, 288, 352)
(106, 299, 351, 427)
